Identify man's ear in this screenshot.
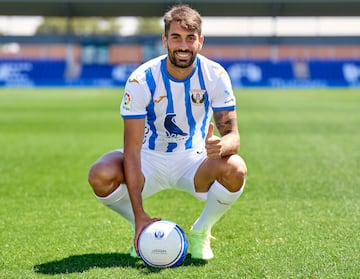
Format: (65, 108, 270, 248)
(199, 35, 204, 51)
(162, 34, 168, 49)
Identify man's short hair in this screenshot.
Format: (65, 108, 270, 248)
(163, 4, 202, 37)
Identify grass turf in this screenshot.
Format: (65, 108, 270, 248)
(0, 88, 359, 278)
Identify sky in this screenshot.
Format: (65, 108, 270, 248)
(0, 16, 360, 36)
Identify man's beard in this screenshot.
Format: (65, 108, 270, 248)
(168, 50, 196, 69)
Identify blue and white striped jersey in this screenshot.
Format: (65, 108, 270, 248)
(120, 54, 236, 152)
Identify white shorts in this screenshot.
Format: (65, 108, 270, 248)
(118, 148, 207, 200)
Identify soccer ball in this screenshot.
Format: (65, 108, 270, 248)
(138, 220, 188, 268)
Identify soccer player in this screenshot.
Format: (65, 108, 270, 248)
(88, 4, 247, 260)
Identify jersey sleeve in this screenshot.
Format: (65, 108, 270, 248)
(210, 67, 236, 112)
(120, 78, 151, 119)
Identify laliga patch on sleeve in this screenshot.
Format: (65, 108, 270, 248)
(122, 91, 132, 111)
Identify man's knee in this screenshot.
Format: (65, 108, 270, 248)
(223, 155, 247, 192)
(88, 160, 122, 197)
(236, 159, 247, 187)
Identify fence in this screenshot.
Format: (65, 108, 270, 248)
(1, 58, 359, 87)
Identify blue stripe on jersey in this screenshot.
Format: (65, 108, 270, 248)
(145, 67, 158, 150)
(213, 106, 235, 112)
(167, 142, 177, 152)
(122, 114, 146, 119)
(161, 59, 174, 114)
(161, 58, 179, 152)
(197, 59, 210, 139)
(184, 79, 196, 149)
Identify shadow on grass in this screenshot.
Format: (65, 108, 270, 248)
(33, 253, 207, 275)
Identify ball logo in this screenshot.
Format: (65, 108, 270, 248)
(154, 230, 165, 239)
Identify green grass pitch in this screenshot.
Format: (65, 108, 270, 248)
(0, 88, 359, 278)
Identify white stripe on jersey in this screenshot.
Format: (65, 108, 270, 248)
(121, 54, 236, 152)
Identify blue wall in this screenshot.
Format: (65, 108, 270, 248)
(1, 59, 360, 87)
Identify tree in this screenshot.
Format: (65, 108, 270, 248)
(135, 17, 162, 35)
(35, 17, 121, 35)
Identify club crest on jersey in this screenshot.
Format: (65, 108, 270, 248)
(190, 89, 206, 105)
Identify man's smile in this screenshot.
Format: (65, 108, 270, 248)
(175, 51, 192, 59)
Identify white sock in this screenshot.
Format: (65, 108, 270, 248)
(191, 180, 244, 233)
(96, 184, 135, 228)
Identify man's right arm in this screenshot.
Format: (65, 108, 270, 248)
(123, 118, 157, 251)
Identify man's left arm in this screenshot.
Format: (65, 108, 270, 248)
(205, 110, 240, 158)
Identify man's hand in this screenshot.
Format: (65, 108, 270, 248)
(134, 213, 161, 254)
(205, 123, 223, 158)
